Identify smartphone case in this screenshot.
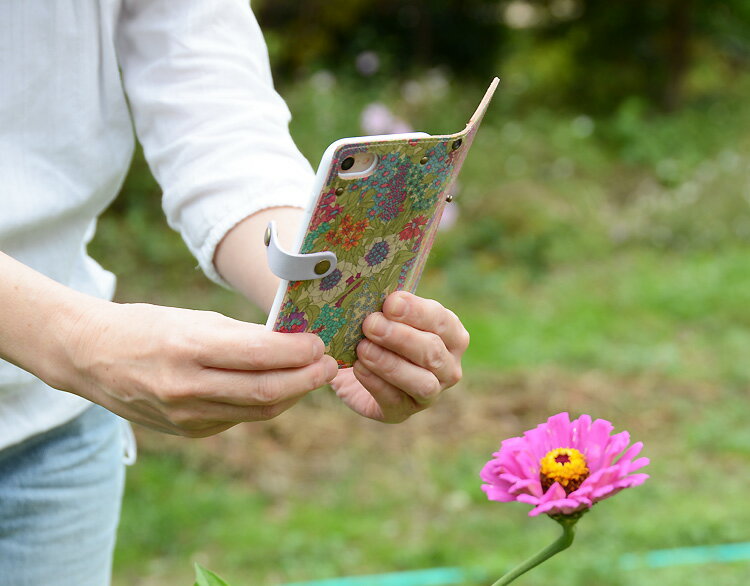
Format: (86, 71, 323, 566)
(268, 78, 499, 367)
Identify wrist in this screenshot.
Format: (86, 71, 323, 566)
(0, 252, 114, 400)
(35, 285, 111, 395)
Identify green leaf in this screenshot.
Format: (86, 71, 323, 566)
(392, 249, 417, 265)
(305, 304, 321, 329)
(294, 295, 312, 313)
(194, 562, 232, 586)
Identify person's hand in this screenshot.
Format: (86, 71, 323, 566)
(61, 302, 337, 437)
(330, 291, 469, 422)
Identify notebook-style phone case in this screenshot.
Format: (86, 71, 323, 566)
(266, 78, 498, 367)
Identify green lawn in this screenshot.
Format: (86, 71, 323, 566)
(451, 248, 750, 384)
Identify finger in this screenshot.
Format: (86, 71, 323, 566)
(362, 312, 460, 387)
(356, 339, 441, 405)
(138, 396, 303, 438)
(106, 399, 239, 438)
(195, 320, 325, 370)
(382, 292, 469, 355)
(139, 418, 236, 439)
(352, 361, 424, 423)
(193, 356, 338, 406)
(171, 396, 304, 431)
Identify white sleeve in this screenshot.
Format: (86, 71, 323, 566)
(116, 0, 314, 286)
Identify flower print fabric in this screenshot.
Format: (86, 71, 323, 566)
(276, 305, 308, 334)
(364, 240, 391, 266)
(399, 215, 428, 241)
(324, 214, 369, 251)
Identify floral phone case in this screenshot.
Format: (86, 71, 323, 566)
(268, 78, 498, 367)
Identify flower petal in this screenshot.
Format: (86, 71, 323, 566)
(502, 452, 532, 478)
(516, 493, 542, 506)
(546, 412, 572, 450)
(509, 478, 543, 498)
(600, 431, 631, 468)
(479, 460, 504, 484)
(615, 441, 644, 468)
(627, 457, 650, 474)
(585, 421, 619, 469)
(571, 414, 592, 449)
(482, 484, 515, 502)
(539, 481, 567, 504)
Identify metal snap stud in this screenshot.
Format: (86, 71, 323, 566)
(446, 194, 454, 203)
(452, 138, 463, 150)
(264, 226, 271, 247)
(314, 260, 331, 275)
(335, 187, 344, 196)
(420, 156, 429, 165)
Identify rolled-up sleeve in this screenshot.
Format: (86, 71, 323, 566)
(116, 0, 314, 286)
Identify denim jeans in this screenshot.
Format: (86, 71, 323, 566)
(0, 405, 132, 586)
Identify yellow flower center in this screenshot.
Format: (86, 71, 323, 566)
(539, 448, 590, 494)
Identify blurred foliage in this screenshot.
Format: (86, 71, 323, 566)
(515, 0, 750, 112)
(254, 0, 750, 113)
(254, 0, 505, 82)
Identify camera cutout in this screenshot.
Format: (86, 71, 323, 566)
(338, 152, 378, 179)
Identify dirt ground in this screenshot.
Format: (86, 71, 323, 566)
(133, 367, 710, 495)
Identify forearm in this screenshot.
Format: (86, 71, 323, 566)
(0, 205, 305, 392)
(213, 206, 304, 313)
(0, 252, 106, 391)
(0, 249, 336, 436)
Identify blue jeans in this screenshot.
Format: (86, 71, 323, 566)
(0, 405, 131, 586)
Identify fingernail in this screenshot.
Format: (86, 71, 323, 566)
(367, 314, 389, 338)
(388, 295, 407, 318)
(323, 356, 338, 379)
(354, 361, 371, 377)
(310, 336, 325, 359)
(359, 339, 381, 361)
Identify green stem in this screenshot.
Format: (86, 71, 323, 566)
(489, 516, 579, 586)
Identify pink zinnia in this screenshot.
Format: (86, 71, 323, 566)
(481, 412, 649, 518)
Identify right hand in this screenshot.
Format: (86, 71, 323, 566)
(58, 302, 337, 437)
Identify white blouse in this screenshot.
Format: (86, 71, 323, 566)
(0, 0, 314, 449)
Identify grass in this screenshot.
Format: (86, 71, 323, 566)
(98, 72, 750, 584)
(443, 247, 750, 384)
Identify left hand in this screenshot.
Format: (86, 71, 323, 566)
(330, 291, 469, 423)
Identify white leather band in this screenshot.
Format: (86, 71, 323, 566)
(264, 221, 338, 281)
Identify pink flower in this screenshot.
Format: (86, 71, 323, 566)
(360, 102, 413, 136)
(360, 103, 392, 135)
(438, 201, 459, 231)
(481, 413, 649, 518)
(355, 51, 380, 77)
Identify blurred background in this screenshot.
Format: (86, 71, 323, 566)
(104, 1, 750, 584)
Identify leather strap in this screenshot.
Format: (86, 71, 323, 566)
(264, 221, 338, 281)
